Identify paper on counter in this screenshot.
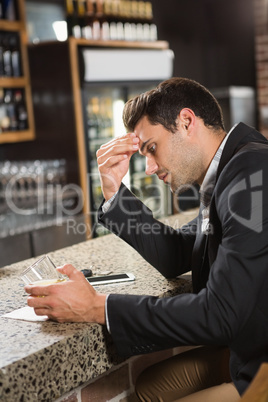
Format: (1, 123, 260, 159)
(2, 306, 48, 322)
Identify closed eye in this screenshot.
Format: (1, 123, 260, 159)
(148, 144, 156, 154)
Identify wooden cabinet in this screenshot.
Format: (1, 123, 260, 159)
(0, 0, 34, 144)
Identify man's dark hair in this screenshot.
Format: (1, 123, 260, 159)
(123, 77, 225, 133)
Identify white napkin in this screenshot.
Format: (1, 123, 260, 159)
(2, 306, 48, 322)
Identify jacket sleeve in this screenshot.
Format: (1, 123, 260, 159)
(106, 148, 268, 359)
(98, 183, 199, 278)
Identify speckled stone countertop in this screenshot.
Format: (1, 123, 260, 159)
(0, 210, 198, 402)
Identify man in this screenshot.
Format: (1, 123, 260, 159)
(26, 78, 268, 401)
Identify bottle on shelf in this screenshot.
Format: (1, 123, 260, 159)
(65, 0, 83, 38)
(14, 89, 28, 130)
(77, 0, 87, 38)
(1, 89, 11, 131)
(65, 0, 75, 37)
(0, 88, 28, 133)
(72, 0, 82, 38)
(0, 88, 6, 133)
(82, 0, 93, 39)
(0, 32, 22, 78)
(1, 0, 17, 21)
(10, 34, 22, 77)
(0, 34, 4, 76)
(65, 0, 158, 41)
(84, 0, 102, 40)
(3, 34, 12, 77)
(6, 89, 18, 130)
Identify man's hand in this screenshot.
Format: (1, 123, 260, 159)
(96, 133, 139, 200)
(25, 265, 106, 324)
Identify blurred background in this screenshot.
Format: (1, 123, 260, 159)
(0, 0, 267, 266)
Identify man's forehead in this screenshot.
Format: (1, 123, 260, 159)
(134, 117, 154, 139)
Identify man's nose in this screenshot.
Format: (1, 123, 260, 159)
(145, 156, 158, 175)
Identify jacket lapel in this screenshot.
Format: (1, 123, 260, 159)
(216, 123, 267, 181)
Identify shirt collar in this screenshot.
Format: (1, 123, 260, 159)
(199, 125, 236, 207)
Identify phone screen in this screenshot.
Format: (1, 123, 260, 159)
(86, 273, 135, 285)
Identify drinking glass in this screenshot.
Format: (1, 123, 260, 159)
(20, 255, 65, 285)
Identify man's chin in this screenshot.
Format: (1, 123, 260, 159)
(172, 183, 195, 195)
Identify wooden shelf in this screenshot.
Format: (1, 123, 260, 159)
(70, 37, 169, 49)
(0, 129, 35, 144)
(0, 19, 23, 31)
(0, 77, 27, 87)
(0, 0, 35, 145)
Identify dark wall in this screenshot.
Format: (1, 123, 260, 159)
(152, 0, 256, 89)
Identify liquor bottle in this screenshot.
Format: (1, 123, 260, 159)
(144, 2, 157, 41)
(2, 0, 17, 21)
(92, 0, 102, 40)
(3, 34, 12, 77)
(66, 0, 75, 37)
(66, 0, 83, 38)
(101, 20, 110, 40)
(14, 90, 28, 130)
(96, 0, 111, 41)
(82, 0, 94, 39)
(10, 34, 21, 77)
(84, 0, 101, 40)
(1, 89, 12, 131)
(77, 0, 87, 36)
(96, 0, 104, 15)
(4, 89, 18, 131)
(103, 0, 112, 17)
(65, 0, 158, 41)
(0, 34, 4, 77)
(0, 88, 6, 133)
(72, 0, 82, 38)
(92, 18, 101, 40)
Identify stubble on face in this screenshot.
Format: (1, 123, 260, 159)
(167, 131, 205, 194)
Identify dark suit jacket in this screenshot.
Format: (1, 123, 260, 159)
(98, 123, 268, 395)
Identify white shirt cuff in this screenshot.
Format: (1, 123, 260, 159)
(102, 191, 118, 214)
(105, 294, 111, 333)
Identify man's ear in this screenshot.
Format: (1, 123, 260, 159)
(178, 108, 195, 132)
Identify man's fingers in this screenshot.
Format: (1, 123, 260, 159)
(25, 285, 49, 296)
(98, 154, 128, 169)
(34, 307, 50, 316)
(97, 133, 139, 157)
(27, 294, 51, 307)
(99, 132, 136, 149)
(97, 142, 138, 163)
(57, 264, 84, 280)
(34, 307, 62, 322)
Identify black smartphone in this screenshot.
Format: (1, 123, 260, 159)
(86, 273, 135, 285)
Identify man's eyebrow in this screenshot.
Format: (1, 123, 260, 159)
(140, 138, 152, 154)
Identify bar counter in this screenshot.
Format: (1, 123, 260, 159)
(0, 210, 198, 402)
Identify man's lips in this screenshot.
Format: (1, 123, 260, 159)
(158, 173, 168, 182)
